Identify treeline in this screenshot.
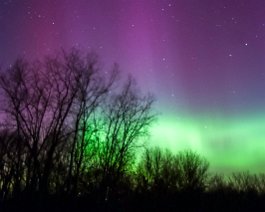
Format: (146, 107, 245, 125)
(0, 50, 264, 211)
(135, 148, 265, 211)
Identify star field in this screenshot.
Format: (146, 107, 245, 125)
(1, 0, 265, 173)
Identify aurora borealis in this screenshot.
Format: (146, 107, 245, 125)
(1, 0, 265, 173)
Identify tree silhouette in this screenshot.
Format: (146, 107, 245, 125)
(136, 148, 209, 194)
(0, 49, 156, 208)
(177, 150, 209, 192)
(95, 77, 156, 201)
(0, 49, 120, 196)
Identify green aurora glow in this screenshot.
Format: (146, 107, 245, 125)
(149, 112, 265, 174)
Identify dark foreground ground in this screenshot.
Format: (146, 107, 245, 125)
(2, 191, 265, 212)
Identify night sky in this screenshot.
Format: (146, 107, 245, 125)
(1, 0, 265, 173)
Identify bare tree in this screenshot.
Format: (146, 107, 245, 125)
(136, 148, 209, 193)
(0, 49, 157, 206)
(64, 51, 117, 195)
(176, 150, 209, 192)
(136, 147, 180, 194)
(97, 77, 156, 200)
(0, 49, 117, 196)
(0, 60, 34, 196)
